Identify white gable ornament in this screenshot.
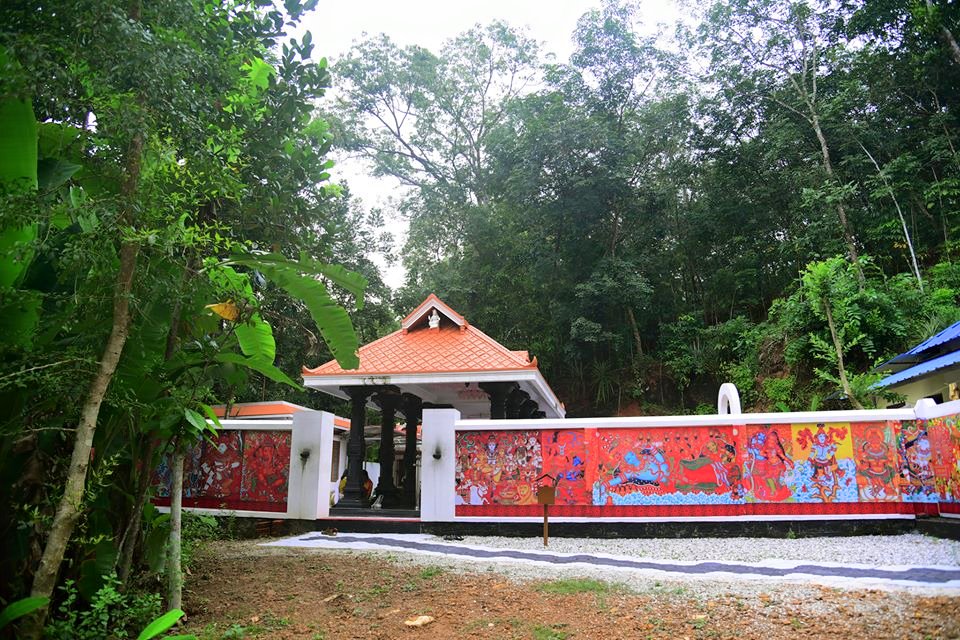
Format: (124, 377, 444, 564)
(428, 309, 441, 329)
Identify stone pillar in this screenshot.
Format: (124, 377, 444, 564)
(479, 381, 518, 419)
(373, 386, 403, 507)
(339, 386, 374, 509)
(400, 393, 423, 509)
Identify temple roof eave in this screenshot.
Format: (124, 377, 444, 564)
(302, 368, 566, 419)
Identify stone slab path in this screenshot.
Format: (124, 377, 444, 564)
(263, 532, 960, 592)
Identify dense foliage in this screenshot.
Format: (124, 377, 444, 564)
(334, 0, 960, 415)
(0, 0, 388, 635)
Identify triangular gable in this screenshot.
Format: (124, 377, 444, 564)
(401, 293, 466, 332)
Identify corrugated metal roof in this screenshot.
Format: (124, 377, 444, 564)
(873, 349, 960, 388)
(904, 320, 960, 356)
(875, 320, 960, 371)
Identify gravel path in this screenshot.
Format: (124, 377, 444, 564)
(259, 532, 960, 599)
(451, 533, 960, 566)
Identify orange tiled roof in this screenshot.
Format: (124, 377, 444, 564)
(212, 401, 308, 418)
(303, 296, 537, 377)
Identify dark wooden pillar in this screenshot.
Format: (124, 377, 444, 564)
(479, 382, 518, 419)
(506, 388, 529, 419)
(400, 393, 422, 509)
(519, 398, 539, 418)
(372, 387, 402, 507)
(340, 386, 374, 508)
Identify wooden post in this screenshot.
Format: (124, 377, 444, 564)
(543, 503, 549, 547)
(536, 474, 556, 548)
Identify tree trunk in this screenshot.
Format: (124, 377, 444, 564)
(858, 142, 923, 291)
(167, 447, 185, 610)
(823, 298, 865, 410)
(117, 274, 184, 587)
(626, 307, 644, 357)
(928, 0, 960, 65)
(26, 241, 139, 636)
(810, 113, 863, 284)
(116, 439, 157, 586)
(23, 3, 145, 632)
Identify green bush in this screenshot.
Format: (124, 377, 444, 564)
(44, 574, 162, 640)
(181, 512, 219, 571)
(762, 376, 795, 411)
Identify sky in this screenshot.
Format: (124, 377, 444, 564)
(299, 0, 681, 289)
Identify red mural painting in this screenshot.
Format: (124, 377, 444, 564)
(926, 416, 958, 501)
(541, 429, 590, 505)
(455, 414, 960, 518)
(455, 431, 542, 506)
(241, 431, 292, 503)
(153, 429, 292, 512)
(591, 426, 743, 505)
(851, 422, 897, 501)
(198, 431, 243, 498)
(743, 425, 794, 502)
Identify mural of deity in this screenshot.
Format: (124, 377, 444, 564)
(241, 431, 292, 503)
(541, 430, 589, 504)
(795, 424, 851, 503)
(198, 431, 242, 498)
(852, 423, 897, 501)
(898, 421, 937, 502)
(925, 417, 958, 501)
(676, 428, 741, 495)
(453, 414, 959, 516)
(455, 431, 541, 506)
(744, 427, 794, 501)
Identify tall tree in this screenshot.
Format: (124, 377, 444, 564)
(699, 0, 864, 278)
(0, 0, 370, 632)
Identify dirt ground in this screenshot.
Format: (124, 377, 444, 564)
(183, 542, 960, 640)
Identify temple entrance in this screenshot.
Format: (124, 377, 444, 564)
(302, 294, 565, 512)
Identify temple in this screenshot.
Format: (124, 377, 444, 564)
(302, 294, 564, 511)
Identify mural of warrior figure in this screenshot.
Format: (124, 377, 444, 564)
(855, 426, 896, 500)
(898, 424, 935, 499)
(797, 424, 847, 502)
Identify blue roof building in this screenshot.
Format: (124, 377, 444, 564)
(873, 320, 960, 406)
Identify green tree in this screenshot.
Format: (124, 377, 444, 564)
(0, 0, 371, 632)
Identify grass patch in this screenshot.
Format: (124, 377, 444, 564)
(419, 566, 444, 579)
(532, 624, 570, 640)
(536, 578, 616, 595)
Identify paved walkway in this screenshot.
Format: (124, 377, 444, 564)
(263, 532, 960, 592)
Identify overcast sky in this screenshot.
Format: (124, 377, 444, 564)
(299, 1, 681, 288)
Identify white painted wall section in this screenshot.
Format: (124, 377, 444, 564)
(420, 408, 459, 522)
(288, 410, 325, 519)
(310, 411, 337, 518)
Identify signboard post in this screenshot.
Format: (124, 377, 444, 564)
(536, 473, 559, 547)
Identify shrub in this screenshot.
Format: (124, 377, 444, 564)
(44, 574, 162, 640)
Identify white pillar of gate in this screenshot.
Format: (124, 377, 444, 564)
(288, 410, 335, 520)
(420, 408, 459, 522)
